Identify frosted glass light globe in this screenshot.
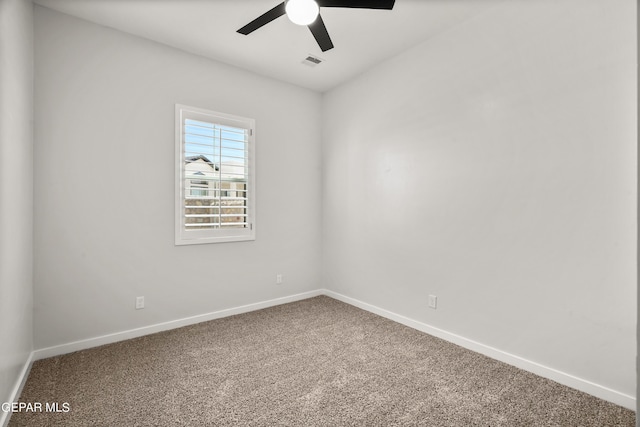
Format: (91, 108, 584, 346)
(285, 0, 319, 26)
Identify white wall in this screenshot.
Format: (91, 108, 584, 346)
(0, 0, 34, 411)
(34, 7, 322, 349)
(323, 0, 636, 399)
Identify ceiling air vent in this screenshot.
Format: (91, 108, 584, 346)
(302, 55, 323, 67)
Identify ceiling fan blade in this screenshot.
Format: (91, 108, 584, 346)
(317, 0, 395, 9)
(308, 14, 334, 52)
(237, 2, 287, 35)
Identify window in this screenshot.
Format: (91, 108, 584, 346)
(175, 104, 255, 245)
(189, 172, 209, 197)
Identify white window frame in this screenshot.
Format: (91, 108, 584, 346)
(175, 104, 255, 245)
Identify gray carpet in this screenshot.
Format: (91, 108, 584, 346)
(9, 296, 635, 426)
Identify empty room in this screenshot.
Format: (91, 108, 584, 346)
(0, 0, 637, 425)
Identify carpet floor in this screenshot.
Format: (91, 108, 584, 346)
(9, 296, 635, 426)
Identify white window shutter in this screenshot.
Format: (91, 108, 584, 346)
(175, 105, 255, 245)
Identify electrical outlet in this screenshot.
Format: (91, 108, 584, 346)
(276, 274, 283, 285)
(428, 295, 437, 309)
(135, 296, 145, 310)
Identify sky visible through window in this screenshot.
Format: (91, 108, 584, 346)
(184, 119, 247, 168)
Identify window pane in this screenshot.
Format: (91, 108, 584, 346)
(183, 120, 248, 232)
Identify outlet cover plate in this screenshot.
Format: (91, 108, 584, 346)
(428, 295, 437, 309)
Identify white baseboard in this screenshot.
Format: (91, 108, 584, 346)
(33, 289, 323, 361)
(1, 351, 34, 427)
(323, 289, 636, 411)
(29, 288, 635, 412)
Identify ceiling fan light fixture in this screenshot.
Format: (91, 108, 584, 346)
(285, 0, 319, 26)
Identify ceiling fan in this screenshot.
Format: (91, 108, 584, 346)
(237, 0, 396, 52)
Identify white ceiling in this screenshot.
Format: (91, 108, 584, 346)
(34, 0, 504, 92)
